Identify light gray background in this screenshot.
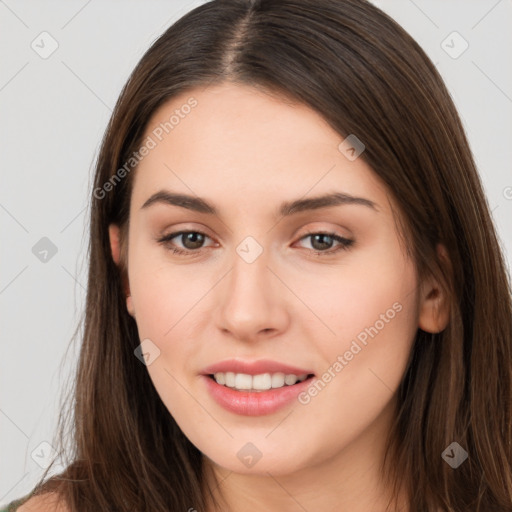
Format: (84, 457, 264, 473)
(1, 0, 511, 505)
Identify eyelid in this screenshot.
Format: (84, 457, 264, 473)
(157, 229, 216, 251)
(294, 229, 354, 253)
(155, 221, 215, 242)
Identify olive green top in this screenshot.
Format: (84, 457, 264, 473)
(0, 493, 31, 512)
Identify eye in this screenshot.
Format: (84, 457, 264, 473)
(296, 231, 354, 255)
(157, 230, 215, 255)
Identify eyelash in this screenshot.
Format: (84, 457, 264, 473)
(157, 230, 354, 257)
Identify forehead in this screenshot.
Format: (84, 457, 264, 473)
(130, 82, 390, 218)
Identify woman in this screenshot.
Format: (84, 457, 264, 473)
(6, 0, 512, 510)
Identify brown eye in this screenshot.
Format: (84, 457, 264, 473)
(157, 230, 213, 255)
(310, 233, 335, 251)
(177, 232, 206, 250)
(298, 232, 354, 254)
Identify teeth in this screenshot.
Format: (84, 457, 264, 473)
(213, 372, 309, 391)
(285, 374, 298, 385)
(235, 373, 252, 390)
(253, 373, 272, 390)
(225, 372, 235, 387)
(271, 372, 285, 388)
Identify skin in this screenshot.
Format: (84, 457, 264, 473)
(109, 82, 450, 512)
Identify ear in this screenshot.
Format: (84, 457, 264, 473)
(109, 223, 122, 265)
(418, 243, 451, 333)
(108, 223, 135, 317)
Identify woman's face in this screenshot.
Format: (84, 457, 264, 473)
(112, 82, 424, 478)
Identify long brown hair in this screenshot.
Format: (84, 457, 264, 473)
(21, 0, 512, 510)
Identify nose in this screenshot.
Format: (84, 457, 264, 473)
(215, 248, 290, 343)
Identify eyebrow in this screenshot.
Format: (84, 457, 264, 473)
(140, 190, 378, 216)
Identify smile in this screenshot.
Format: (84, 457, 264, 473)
(202, 373, 316, 416)
(210, 372, 311, 391)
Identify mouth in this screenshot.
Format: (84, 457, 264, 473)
(206, 372, 316, 392)
(202, 371, 316, 416)
(200, 359, 316, 415)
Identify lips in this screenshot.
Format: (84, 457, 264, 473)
(202, 373, 315, 416)
(201, 358, 314, 376)
(200, 358, 316, 415)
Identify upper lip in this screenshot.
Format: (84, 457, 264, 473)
(201, 359, 315, 376)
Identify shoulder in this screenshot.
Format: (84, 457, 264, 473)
(16, 493, 69, 512)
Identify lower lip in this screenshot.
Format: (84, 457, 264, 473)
(202, 374, 315, 416)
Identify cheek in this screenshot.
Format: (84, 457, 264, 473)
(296, 244, 419, 418)
(128, 237, 212, 340)
(126, 250, 213, 433)
(301, 241, 418, 354)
